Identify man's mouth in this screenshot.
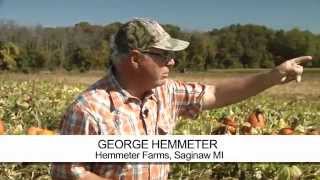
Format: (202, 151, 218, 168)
(162, 73, 169, 78)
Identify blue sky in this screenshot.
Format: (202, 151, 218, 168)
(0, 0, 319, 33)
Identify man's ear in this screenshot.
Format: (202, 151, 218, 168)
(129, 49, 143, 68)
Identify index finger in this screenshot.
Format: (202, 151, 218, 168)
(292, 56, 313, 64)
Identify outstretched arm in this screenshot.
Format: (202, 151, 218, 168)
(202, 56, 313, 109)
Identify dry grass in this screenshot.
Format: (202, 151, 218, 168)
(170, 71, 320, 99)
(1, 69, 319, 99)
(0, 70, 105, 86)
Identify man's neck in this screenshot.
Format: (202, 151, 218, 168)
(112, 66, 148, 100)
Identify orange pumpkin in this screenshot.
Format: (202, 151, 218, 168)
(0, 120, 5, 135)
(226, 125, 237, 135)
(240, 122, 252, 135)
(211, 125, 236, 135)
(279, 128, 294, 135)
(222, 116, 237, 128)
(306, 128, 320, 135)
(40, 129, 55, 135)
(247, 109, 266, 128)
(27, 127, 43, 135)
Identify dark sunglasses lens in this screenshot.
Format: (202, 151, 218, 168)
(143, 51, 175, 62)
(165, 52, 175, 60)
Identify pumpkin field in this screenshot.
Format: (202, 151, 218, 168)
(0, 70, 319, 179)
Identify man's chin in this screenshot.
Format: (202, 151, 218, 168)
(153, 79, 167, 88)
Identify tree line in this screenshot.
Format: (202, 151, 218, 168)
(0, 19, 319, 73)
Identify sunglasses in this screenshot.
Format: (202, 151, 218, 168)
(141, 50, 175, 63)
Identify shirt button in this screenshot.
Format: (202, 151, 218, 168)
(141, 108, 148, 118)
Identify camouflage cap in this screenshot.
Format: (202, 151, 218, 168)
(114, 18, 189, 53)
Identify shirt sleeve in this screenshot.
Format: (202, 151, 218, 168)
(51, 163, 93, 180)
(168, 80, 207, 118)
(59, 102, 100, 135)
(51, 102, 100, 180)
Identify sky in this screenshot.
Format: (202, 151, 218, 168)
(0, 0, 319, 34)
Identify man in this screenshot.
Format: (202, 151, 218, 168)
(52, 18, 312, 180)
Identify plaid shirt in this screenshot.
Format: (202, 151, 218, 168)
(51, 69, 207, 180)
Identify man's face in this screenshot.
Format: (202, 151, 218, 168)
(138, 48, 175, 88)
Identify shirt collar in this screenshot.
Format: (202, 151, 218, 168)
(106, 67, 157, 109)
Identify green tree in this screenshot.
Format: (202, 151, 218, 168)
(0, 41, 20, 70)
(69, 47, 92, 72)
(103, 22, 122, 41)
(16, 48, 47, 73)
(175, 51, 188, 72)
(91, 40, 110, 69)
(47, 49, 63, 71)
(186, 33, 209, 70)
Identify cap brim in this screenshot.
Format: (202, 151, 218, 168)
(152, 38, 189, 51)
